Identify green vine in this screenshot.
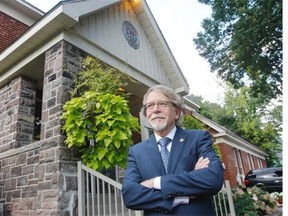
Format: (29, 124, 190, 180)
(61, 57, 140, 171)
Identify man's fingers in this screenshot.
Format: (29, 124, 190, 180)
(195, 157, 210, 170)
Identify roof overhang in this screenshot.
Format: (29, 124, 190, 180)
(0, 0, 190, 95)
(0, 0, 120, 87)
(132, 0, 189, 95)
(214, 132, 267, 158)
(0, 0, 44, 25)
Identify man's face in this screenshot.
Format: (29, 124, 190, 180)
(144, 90, 180, 136)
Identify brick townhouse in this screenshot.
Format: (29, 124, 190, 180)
(0, 0, 267, 215)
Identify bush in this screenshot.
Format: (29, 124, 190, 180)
(61, 57, 140, 171)
(232, 185, 278, 215)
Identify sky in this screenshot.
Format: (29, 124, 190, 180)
(26, 0, 226, 103)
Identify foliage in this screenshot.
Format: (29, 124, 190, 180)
(223, 87, 282, 166)
(186, 87, 282, 167)
(187, 94, 233, 127)
(232, 185, 278, 215)
(61, 57, 140, 171)
(181, 114, 206, 130)
(194, 0, 282, 102)
(181, 115, 222, 159)
(71, 56, 132, 98)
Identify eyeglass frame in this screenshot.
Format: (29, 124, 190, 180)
(143, 101, 176, 112)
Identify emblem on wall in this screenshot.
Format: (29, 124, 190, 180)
(122, 21, 140, 49)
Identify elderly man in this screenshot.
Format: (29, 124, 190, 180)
(122, 85, 224, 215)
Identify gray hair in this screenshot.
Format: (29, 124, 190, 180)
(141, 85, 184, 125)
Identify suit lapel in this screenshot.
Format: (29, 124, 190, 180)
(168, 127, 187, 174)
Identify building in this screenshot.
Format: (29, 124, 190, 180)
(0, 0, 267, 215)
(184, 100, 267, 187)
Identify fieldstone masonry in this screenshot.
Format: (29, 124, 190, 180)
(0, 77, 36, 152)
(0, 41, 86, 215)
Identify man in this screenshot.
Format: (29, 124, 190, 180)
(122, 85, 224, 215)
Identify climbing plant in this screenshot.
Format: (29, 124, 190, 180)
(61, 57, 140, 171)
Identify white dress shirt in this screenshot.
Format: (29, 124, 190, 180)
(153, 127, 189, 207)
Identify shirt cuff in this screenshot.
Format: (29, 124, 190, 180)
(154, 176, 161, 189)
(172, 196, 189, 207)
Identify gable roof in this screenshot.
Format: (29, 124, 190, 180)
(0, 0, 189, 95)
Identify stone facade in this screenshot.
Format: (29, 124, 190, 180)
(0, 77, 36, 152)
(0, 41, 85, 215)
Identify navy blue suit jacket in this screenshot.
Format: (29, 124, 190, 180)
(122, 127, 224, 215)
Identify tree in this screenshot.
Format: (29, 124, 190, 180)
(187, 86, 282, 167)
(223, 87, 282, 166)
(194, 0, 282, 101)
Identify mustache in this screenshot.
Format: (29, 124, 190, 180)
(151, 115, 166, 121)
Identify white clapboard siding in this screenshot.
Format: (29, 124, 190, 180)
(73, 1, 170, 86)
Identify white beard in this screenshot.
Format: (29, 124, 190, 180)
(150, 119, 167, 132)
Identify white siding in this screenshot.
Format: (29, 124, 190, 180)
(73, 1, 170, 86)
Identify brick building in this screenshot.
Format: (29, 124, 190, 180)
(0, 0, 267, 215)
(183, 103, 267, 187)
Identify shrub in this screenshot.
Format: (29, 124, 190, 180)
(232, 185, 278, 215)
(61, 57, 140, 171)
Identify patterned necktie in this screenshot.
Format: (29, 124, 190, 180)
(159, 137, 171, 174)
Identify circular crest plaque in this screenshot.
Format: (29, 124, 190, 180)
(122, 21, 140, 49)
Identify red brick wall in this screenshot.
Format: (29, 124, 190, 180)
(0, 11, 29, 52)
(261, 159, 267, 168)
(218, 143, 239, 187)
(241, 151, 251, 175)
(252, 155, 259, 169)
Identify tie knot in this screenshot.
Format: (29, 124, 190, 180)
(159, 137, 171, 147)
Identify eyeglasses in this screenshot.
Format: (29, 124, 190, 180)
(144, 101, 174, 111)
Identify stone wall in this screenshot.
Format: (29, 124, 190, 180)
(0, 77, 36, 152)
(0, 40, 85, 215)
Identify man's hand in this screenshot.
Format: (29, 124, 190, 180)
(195, 156, 210, 170)
(140, 157, 210, 189)
(140, 178, 155, 188)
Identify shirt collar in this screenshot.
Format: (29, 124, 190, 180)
(155, 126, 177, 143)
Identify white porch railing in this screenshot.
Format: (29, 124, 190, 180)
(77, 161, 142, 216)
(213, 180, 236, 216)
(78, 161, 235, 216)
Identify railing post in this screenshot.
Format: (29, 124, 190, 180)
(135, 210, 143, 216)
(225, 180, 236, 216)
(78, 161, 86, 216)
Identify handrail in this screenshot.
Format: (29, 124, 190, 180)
(77, 161, 142, 216)
(78, 161, 235, 216)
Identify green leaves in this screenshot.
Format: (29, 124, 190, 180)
(187, 85, 282, 167)
(61, 57, 140, 171)
(194, 0, 282, 101)
(232, 186, 278, 215)
(62, 91, 140, 170)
